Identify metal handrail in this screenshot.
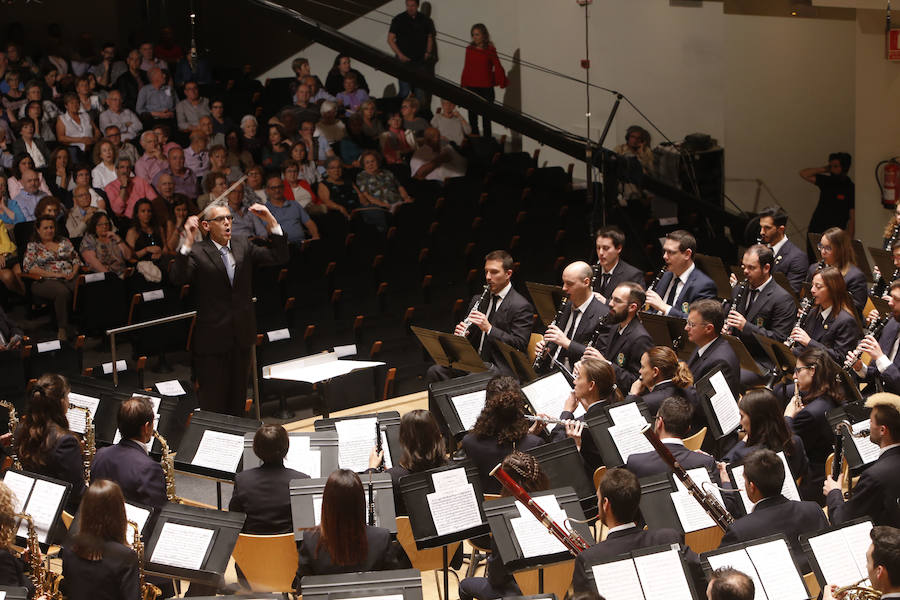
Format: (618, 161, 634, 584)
(105, 311, 196, 388)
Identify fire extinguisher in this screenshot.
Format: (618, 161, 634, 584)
(877, 158, 900, 208)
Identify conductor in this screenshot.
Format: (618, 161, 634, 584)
(170, 199, 289, 415)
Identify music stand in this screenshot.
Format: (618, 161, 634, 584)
(700, 533, 809, 599)
(529, 439, 598, 518)
(300, 569, 423, 600)
(525, 282, 566, 327)
(637, 471, 726, 554)
(585, 399, 653, 470)
(429, 372, 494, 449)
(493, 339, 541, 383)
(694, 254, 734, 299)
(2, 470, 71, 549)
(411, 326, 489, 374)
(314, 412, 401, 472)
(289, 473, 397, 542)
(773, 272, 799, 302)
(576, 543, 700, 600)
(752, 333, 797, 385)
(826, 404, 876, 473)
(242, 431, 339, 477)
(640, 313, 686, 348)
(143, 503, 245, 586)
(694, 367, 741, 440)
(851, 239, 873, 281)
(869, 294, 891, 316)
(721, 333, 764, 377)
(0, 587, 28, 600)
(808, 233, 822, 262)
(869, 247, 894, 284)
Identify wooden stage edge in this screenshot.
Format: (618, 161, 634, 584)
(283, 390, 430, 433)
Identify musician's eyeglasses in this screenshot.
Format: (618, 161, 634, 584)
(794, 366, 814, 373)
(817, 243, 832, 253)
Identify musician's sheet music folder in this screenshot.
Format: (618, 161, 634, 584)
(585, 399, 653, 469)
(410, 326, 489, 374)
(694, 367, 742, 440)
(314, 412, 401, 474)
(289, 473, 397, 542)
(173, 411, 261, 481)
(242, 430, 338, 478)
(429, 371, 494, 448)
(580, 543, 699, 600)
(800, 518, 874, 591)
(701, 533, 810, 600)
(2, 469, 70, 548)
(0, 586, 29, 600)
(300, 569, 423, 600)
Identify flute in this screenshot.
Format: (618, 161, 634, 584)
(525, 414, 580, 427)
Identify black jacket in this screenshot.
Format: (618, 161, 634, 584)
(548, 401, 607, 476)
(555, 296, 610, 366)
(229, 462, 310, 534)
(772, 239, 809, 295)
(20, 428, 86, 514)
(60, 541, 139, 600)
(598, 318, 653, 391)
(727, 278, 795, 367)
(593, 259, 645, 299)
(462, 286, 534, 377)
(297, 526, 398, 582)
(460, 432, 544, 495)
(860, 319, 900, 395)
(799, 305, 861, 365)
(687, 336, 740, 389)
(652, 267, 718, 319)
(827, 445, 900, 528)
(806, 263, 867, 315)
(91, 439, 167, 510)
(626, 440, 718, 482)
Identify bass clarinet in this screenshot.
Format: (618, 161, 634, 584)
(641, 423, 734, 530)
(533, 296, 570, 371)
(722, 278, 749, 335)
(843, 313, 891, 371)
(491, 463, 591, 555)
(458, 285, 491, 337)
(785, 296, 814, 349)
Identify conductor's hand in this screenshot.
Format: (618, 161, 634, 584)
(644, 289, 668, 313)
(368, 447, 384, 470)
(724, 310, 747, 332)
(248, 203, 278, 229)
(565, 420, 584, 450)
(183, 216, 200, 250)
(543, 323, 570, 349)
(467, 310, 490, 333)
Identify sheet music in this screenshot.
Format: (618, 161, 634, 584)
(312, 494, 323, 526)
(522, 372, 583, 431)
(102, 359, 128, 375)
(335, 418, 381, 472)
(708, 371, 741, 434)
(3, 471, 33, 514)
(25, 479, 66, 543)
(842, 521, 875, 582)
(149, 522, 214, 570)
(263, 352, 384, 383)
(426, 483, 482, 536)
(36, 340, 61, 353)
(155, 379, 186, 396)
(728, 464, 755, 515)
(379, 429, 392, 469)
(591, 557, 644, 600)
(808, 528, 866, 587)
(706, 549, 767, 600)
(608, 402, 646, 427)
(745, 539, 809, 600)
(125, 502, 151, 534)
(851, 421, 881, 465)
(450, 389, 486, 431)
(191, 430, 245, 472)
(732, 451, 801, 514)
(66, 392, 100, 434)
(672, 468, 723, 533)
(432, 467, 468, 493)
(608, 423, 654, 462)
(284, 436, 321, 478)
(509, 508, 568, 557)
(633, 546, 694, 600)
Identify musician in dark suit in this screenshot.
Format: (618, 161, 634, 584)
(90, 396, 167, 509)
(534, 261, 609, 372)
(719, 449, 828, 572)
(625, 346, 696, 417)
(427, 250, 534, 381)
(825, 393, 900, 528)
(759, 205, 809, 294)
(230, 424, 309, 534)
(584, 282, 653, 391)
(685, 299, 740, 387)
(850, 280, 900, 395)
(789, 266, 861, 365)
(571, 468, 685, 595)
(592, 227, 644, 302)
(806, 228, 867, 315)
(0, 306, 23, 351)
(724, 245, 796, 386)
(645, 230, 717, 319)
(169, 198, 289, 415)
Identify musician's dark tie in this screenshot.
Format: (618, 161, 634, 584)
(600, 273, 611, 296)
(666, 277, 680, 305)
(745, 289, 759, 314)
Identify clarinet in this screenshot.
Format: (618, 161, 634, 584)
(585, 313, 611, 350)
(458, 285, 491, 337)
(367, 471, 376, 526)
(590, 260, 601, 289)
(785, 296, 813, 348)
(374, 421, 384, 473)
(831, 421, 850, 481)
(643, 266, 669, 312)
(641, 423, 734, 530)
(722, 278, 749, 335)
(491, 464, 592, 555)
(533, 296, 570, 371)
(843, 313, 891, 371)
(885, 223, 900, 251)
(871, 266, 900, 297)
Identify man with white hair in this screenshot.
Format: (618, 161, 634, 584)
(99, 90, 142, 141)
(135, 130, 167, 183)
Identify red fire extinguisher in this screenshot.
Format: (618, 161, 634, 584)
(878, 158, 900, 208)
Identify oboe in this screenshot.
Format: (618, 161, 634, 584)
(722, 278, 749, 335)
(843, 313, 891, 371)
(374, 421, 384, 472)
(785, 296, 813, 348)
(458, 285, 491, 337)
(491, 464, 591, 555)
(533, 296, 570, 371)
(641, 423, 734, 530)
(367, 470, 376, 526)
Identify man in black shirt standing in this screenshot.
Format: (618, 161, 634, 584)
(800, 151, 854, 238)
(388, 0, 435, 106)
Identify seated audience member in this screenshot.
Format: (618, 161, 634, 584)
(707, 568, 755, 600)
(91, 139, 118, 189)
(11, 119, 50, 169)
(282, 83, 320, 127)
(317, 157, 362, 219)
(572, 468, 684, 595)
(56, 92, 100, 161)
(264, 174, 319, 245)
(338, 114, 370, 166)
(356, 150, 413, 213)
(299, 119, 333, 167)
(15, 374, 86, 512)
(197, 114, 224, 149)
(358, 100, 383, 145)
(242, 165, 267, 206)
(719, 449, 827, 571)
(461, 376, 545, 494)
(0, 186, 24, 295)
(164, 195, 200, 254)
(8, 153, 50, 198)
(80, 211, 131, 277)
(226, 130, 254, 171)
(23, 217, 82, 339)
(325, 54, 369, 97)
(175, 80, 210, 134)
(126, 198, 166, 264)
(138, 41, 166, 73)
(60, 480, 140, 600)
(151, 173, 186, 224)
(0, 128, 11, 171)
(46, 147, 73, 202)
(40, 66, 60, 103)
(684, 298, 740, 385)
(34, 196, 64, 224)
(289, 141, 319, 185)
(207, 144, 242, 184)
(99, 89, 142, 142)
(240, 115, 263, 164)
(335, 72, 369, 115)
(230, 424, 310, 534)
(74, 74, 102, 119)
(302, 75, 333, 105)
(103, 125, 139, 167)
(260, 124, 291, 171)
(209, 99, 235, 137)
(808, 227, 867, 314)
(90, 396, 166, 509)
(134, 130, 167, 183)
(1, 69, 26, 116)
(5, 168, 47, 224)
(645, 229, 718, 319)
(71, 165, 108, 211)
(282, 159, 320, 213)
(825, 393, 900, 528)
(296, 469, 402, 585)
(788, 266, 861, 365)
(410, 127, 467, 181)
(106, 157, 157, 218)
(154, 125, 180, 158)
(381, 112, 413, 165)
(18, 82, 59, 137)
(153, 147, 199, 200)
(197, 170, 227, 211)
(136, 67, 176, 128)
(431, 98, 471, 145)
(184, 130, 210, 180)
(314, 102, 347, 145)
(228, 182, 268, 241)
(0, 481, 33, 593)
(91, 42, 127, 90)
(114, 50, 146, 111)
(401, 97, 429, 136)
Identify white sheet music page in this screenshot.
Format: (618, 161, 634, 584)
(450, 389, 486, 431)
(745, 539, 809, 600)
(808, 528, 864, 587)
(843, 521, 875, 585)
(591, 557, 644, 600)
(150, 522, 214, 570)
(125, 502, 151, 534)
(26, 479, 66, 543)
(633, 546, 693, 600)
(608, 423, 654, 462)
(155, 380, 186, 396)
(851, 421, 881, 465)
(709, 371, 741, 435)
(3, 471, 34, 514)
(427, 468, 482, 536)
(729, 464, 756, 515)
(335, 418, 379, 472)
(608, 402, 646, 427)
(672, 468, 723, 533)
(191, 430, 244, 473)
(312, 494, 323, 526)
(66, 392, 100, 434)
(706, 549, 767, 600)
(509, 495, 567, 558)
(522, 372, 582, 431)
(775, 451, 802, 501)
(284, 436, 321, 478)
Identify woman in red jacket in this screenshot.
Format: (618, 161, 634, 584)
(460, 24, 507, 139)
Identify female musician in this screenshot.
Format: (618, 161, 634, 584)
(296, 469, 401, 585)
(789, 266, 861, 365)
(60, 480, 140, 600)
(806, 227, 867, 314)
(784, 347, 846, 501)
(0, 481, 34, 595)
(368, 409, 446, 516)
(15, 373, 85, 513)
(462, 376, 545, 494)
(722, 388, 809, 481)
(457, 451, 548, 600)
(625, 346, 695, 416)
(883, 202, 900, 250)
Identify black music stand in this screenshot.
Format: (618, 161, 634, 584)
(694, 254, 733, 299)
(411, 326, 489, 374)
(721, 333, 765, 378)
(300, 569, 423, 600)
(752, 332, 797, 386)
(700, 533, 808, 598)
(525, 282, 566, 327)
(640, 313, 692, 359)
(809, 233, 823, 262)
(584, 399, 652, 470)
(69, 498, 157, 539)
(851, 239, 873, 281)
(242, 430, 339, 475)
(637, 472, 694, 536)
(493, 339, 541, 383)
(826, 404, 875, 474)
(694, 367, 741, 440)
(3, 470, 71, 548)
(0, 587, 28, 600)
(398, 461, 490, 600)
(869, 247, 894, 285)
(143, 503, 245, 586)
(773, 272, 799, 302)
(314, 412, 401, 472)
(429, 371, 494, 449)
(529, 439, 597, 518)
(173, 411, 262, 508)
(289, 473, 397, 542)
(576, 543, 700, 600)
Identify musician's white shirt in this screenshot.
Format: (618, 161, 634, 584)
(880, 442, 900, 458)
(771, 235, 789, 257)
(606, 522, 637, 535)
(696, 338, 716, 358)
(660, 438, 685, 446)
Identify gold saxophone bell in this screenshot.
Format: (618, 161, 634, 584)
(153, 431, 181, 503)
(15, 511, 63, 599)
(128, 520, 162, 600)
(0, 400, 21, 470)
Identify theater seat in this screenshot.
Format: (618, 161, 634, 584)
(231, 532, 298, 593)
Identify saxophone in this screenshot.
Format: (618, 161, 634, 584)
(79, 406, 95, 487)
(153, 431, 180, 503)
(16, 511, 63, 599)
(128, 519, 162, 600)
(0, 400, 21, 470)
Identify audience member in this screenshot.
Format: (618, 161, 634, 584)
(228, 181, 268, 240)
(335, 72, 369, 116)
(460, 23, 507, 138)
(381, 112, 413, 164)
(410, 127, 467, 181)
(136, 68, 176, 128)
(135, 130, 167, 183)
(209, 99, 235, 136)
(22, 216, 81, 340)
(184, 130, 211, 179)
(260, 124, 291, 171)
(289, 141, 319, 185)
(11, 120, 50, 169)
(240, 114, 263, 164)
(114, 50, 146, 111)
(431, 98, 471, 145)
(176, 80, 210, 133)
(90, 42, 127, 91)
(356, 150, 413, 213)
(91, 139, 118, 189)
(106, 157, 157, 218)
(282, 159, 319, 213)
(5, 169, 47, 224)
(153, 146, 198, 199)
(99, 90, 142, 142)
(400, 97, 429, 136)
(56, 92, 100, 161)
(8, 153, 51, 198)
(126, 198, 166, 264)
(325, 54, 369, 97)
(197, 170, 227, 211)
(314, 102, 346, 145)
(264, 174, 318, 245)
(65, 184, 100, 238)
(388, 0, 435, 103)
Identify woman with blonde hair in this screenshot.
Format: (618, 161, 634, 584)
(0, 481, 34, 592)
(625, 346, 694, 416)
(806, 227, 866, 313)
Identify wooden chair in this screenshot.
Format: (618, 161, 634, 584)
(231, 532, 299, 592)
(396, 516, 461, 600)
(512, 559, 575, 599)
(527, 333, 542, 363)
(592, 466, 607, 493)
(683, 427, 707, 451)
(804, 571, 820, 598)
(61, 511, 74, 529)
(684, 526, 724, 555)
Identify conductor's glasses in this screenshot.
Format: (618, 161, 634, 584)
(205, 215, 233, 223)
